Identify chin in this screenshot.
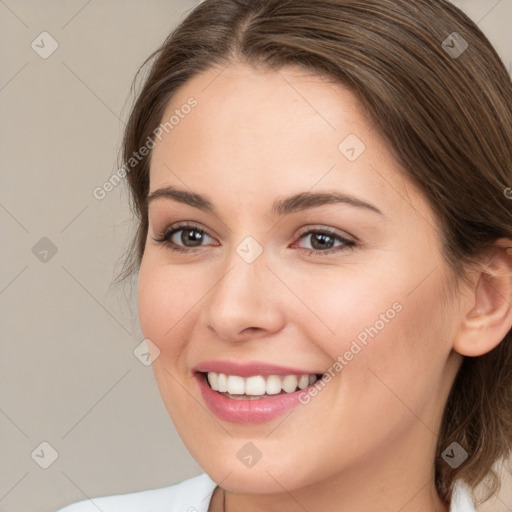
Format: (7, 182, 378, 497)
(211, 467, 302, 494)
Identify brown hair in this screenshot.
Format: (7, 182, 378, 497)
(117, 0, 512, 505)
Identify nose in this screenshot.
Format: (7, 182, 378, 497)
(201, 249, 286, 343)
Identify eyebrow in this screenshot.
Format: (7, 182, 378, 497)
(146, 186, 384, 217)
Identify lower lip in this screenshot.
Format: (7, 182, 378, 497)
(195, 373, 310, 424)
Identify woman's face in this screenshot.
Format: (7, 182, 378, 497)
(138, 63, 463, 495)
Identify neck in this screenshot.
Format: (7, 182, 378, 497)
(221, 483, 449, 512)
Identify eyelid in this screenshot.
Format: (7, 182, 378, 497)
(294, 224, 356, 242)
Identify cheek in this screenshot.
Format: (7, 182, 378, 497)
(292, 262, 453, 415)
(137, 259, 203, 360)
(137, 260, 203, 421)
(290, 266, 404, 358)
(138, 264, 170, 347)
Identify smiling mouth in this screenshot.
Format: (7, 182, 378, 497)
(199, 371, 324, 400)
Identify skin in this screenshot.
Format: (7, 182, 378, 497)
(137, 62, 512, 512)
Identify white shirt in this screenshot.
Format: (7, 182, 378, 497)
(56, 473, 477, 512)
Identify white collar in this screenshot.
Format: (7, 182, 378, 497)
(450, 480, 476, 512)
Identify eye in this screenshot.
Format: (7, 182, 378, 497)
(152, 222, 356, 257)
(293, 227, 356, 256)
(152, 222, 217, 253)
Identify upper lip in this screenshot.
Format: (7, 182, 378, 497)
(193, 360, 324, 377)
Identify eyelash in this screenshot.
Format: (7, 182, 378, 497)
(152, 222, 356, 257)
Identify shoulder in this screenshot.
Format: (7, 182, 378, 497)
(55, 473, 217, 512)
(450, 480, 477, 512)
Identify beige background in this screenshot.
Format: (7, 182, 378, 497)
(0, 1, 510, 511)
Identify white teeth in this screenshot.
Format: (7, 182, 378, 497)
(266, 375, 282, 395)
(227, 375, 245, 394)
(217, 373, 228, 392)
(206, 372, 319, 396)
(282, 375, 298, 393)
(298, 375, 310, 389)
(208, 372, 219, 390)
(245, 376, 267, 395)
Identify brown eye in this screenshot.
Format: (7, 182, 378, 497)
(153, 223, 217, 252)
(295, 228, 356, 256)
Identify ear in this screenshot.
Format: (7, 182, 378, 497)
(453, 238, 512, 357)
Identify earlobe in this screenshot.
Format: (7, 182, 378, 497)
(453, 239, 512, 357)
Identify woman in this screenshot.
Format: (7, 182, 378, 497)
(57, 0, 512, 510)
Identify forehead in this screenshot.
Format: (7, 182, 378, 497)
(148, 62, 435, 228)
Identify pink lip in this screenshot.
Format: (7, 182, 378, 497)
(195, 372, 315, 424)
(192, 360, 324, 424)
(193, 359, 321, 377)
